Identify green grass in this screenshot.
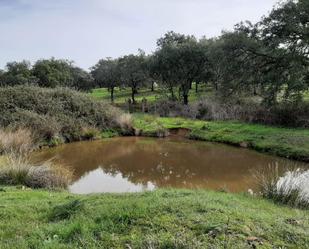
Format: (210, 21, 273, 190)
(1, 186, 308, 248)
(133, 114, 309, 162)
(90, 84, 212, 104)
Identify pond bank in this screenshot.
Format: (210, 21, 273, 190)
(1, 186, 308, 248)
(133, 114, 309, 162)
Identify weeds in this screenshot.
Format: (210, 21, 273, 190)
(253, 164, 309, 208)
(0, 128, 73, 189)
(117, 113, 134, 135)
(49, 199, 84, 221)
(155, 122, 169, 138)
(149, 97, 309, 128)
(0, 157, 73, 189)
(0, 128, 35, 156)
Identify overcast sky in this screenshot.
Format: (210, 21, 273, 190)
(0, 0, 278, 70)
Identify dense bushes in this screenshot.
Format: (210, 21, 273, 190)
(0, 86, 130, 143)
(149, 98, 309, 128)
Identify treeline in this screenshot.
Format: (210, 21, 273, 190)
(0, 58, 94, 91)
(0, 0, 308, 107)
(91, 0, 308, 106)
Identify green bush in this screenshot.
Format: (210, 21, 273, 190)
(0, 86, 126, 143)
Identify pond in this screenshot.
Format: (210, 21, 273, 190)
(32, 137, 308, 194)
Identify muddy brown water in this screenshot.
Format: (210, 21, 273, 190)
(31, 137, 308, 194)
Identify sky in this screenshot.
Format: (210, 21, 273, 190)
(0, 0, 278, 70)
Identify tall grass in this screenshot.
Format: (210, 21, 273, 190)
(0, 128, 34, 156)
(116, 113, 134, 135)
(253, 164, 309, 209)
(0, 157, 73, 189)
(0, 128, 73, 189)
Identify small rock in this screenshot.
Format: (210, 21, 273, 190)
(240, 142, 249, 148)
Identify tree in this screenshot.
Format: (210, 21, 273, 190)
(257, 0, 309, 103)
(0, 60, 36, 86)
(91, 58, 121, 102)
(155, 32, 208, 104)
(71, 67, 94, 91)
(32, 58, 74, 88)
(118, 53, 148, 104)
(259, 0, 309, 57)
(146, 55, 159, 92)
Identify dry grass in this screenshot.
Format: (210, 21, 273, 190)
(0, 128, 35, 156)
(0, 156, 73, 189)
(0, 128, 72, 189)
(117, 113, 134, 135)
(253, 163, 309, 208)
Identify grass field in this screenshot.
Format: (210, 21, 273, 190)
(90, 84, 212, 104)
(90, 85, 309, 105)
(133, 114, 309, 162)
(1, 186, 308, 249)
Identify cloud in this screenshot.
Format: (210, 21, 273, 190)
(0, 0, 277, 69)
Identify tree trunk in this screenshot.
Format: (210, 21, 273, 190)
(183, 94, 188, 105)
(195, 82, 198, 93)
(151, 82, 154, 92)
(189, 82, 192, 89)
(110, 87, 114, 103)
(253, 85, 257, 95)
(131, 87, 136, 104)
(182, 82, 190, 105)
(169, 85, 175, 100)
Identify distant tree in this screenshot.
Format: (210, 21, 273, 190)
(91, 58, 121, 102)
(32, 58, 74, 88)
(0, 60, 36, 86)
(207, 23, 308, 105)
(118, 53, 148, 104)
(71, 67, 94, 91)
(0, 69, 5, 86)
(146, 55, 159, 92)
(155, 32, 208, 104)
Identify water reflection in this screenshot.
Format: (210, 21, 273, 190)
(32, 137, 308, 194)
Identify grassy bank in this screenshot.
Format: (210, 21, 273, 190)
(1, 186, 308, 249)
(133, 114, 309, 162)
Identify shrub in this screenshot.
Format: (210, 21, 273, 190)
(0, 156, 73, 189)
(149, 97, 309, 128)
(0, 128, 72, 189)
(0, 85, 127, 143)
(81, 127, 100, 140)
(116, 113, 134, 135)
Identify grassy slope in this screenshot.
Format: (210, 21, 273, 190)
(1, 186, 308, 249)
(90, 84, 211, 104)
(133, 114, 309, 162)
